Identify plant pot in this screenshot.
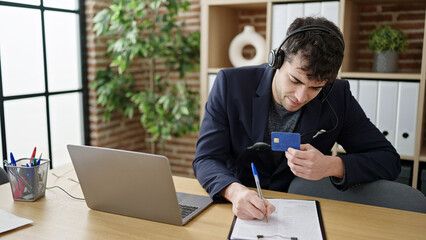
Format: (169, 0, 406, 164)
(373, 50, 398, 73)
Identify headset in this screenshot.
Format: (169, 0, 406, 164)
(268, 24, 345, 69)
(268, 24, 344, 104)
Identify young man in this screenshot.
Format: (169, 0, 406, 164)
(193, 17, 400, 220)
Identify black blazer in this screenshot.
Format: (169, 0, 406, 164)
(193, 64, 400, 201)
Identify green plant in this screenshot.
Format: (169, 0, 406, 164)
(368, 25, 408, 53)
(91, 0, 200, 149)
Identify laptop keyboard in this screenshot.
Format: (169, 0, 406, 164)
(179, 204, 199, 219)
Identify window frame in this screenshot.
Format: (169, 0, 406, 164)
(0, 0, 89, 168)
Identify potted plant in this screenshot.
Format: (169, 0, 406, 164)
(91, 0, 200, 153)
(368, 25, 408, 73)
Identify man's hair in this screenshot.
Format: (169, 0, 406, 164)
(283, 17, 345, 84)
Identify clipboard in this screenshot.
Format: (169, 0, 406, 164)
(227, 199, 326, 240)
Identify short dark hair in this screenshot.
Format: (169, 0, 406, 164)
(283, 17, 345, 84)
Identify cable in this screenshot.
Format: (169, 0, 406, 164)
(300, 96, 339, 139)
(46, 186, 85, 200)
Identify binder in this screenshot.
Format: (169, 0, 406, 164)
(358, 80, 378, 125)
(208, 74, 217, 94)
(376, 81, 398, 146)
(285, 3, 304, 36)
(304, 2, 321, 17)
(347, 79, 359, 100)
(271, 4, 288, 49)
(395, 82, 419, 156)
(321, 1, 339, 26)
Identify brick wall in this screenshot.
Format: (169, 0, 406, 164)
(357, 3, 425, 73)
(85, 0, 201, 177)
(85, 0, 147, 153)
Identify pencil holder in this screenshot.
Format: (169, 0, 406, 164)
(5, 158, 50, 201)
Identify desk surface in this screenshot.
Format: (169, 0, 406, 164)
(1, 164, 425, 240)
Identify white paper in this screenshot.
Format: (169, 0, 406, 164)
(230, 199, 323, 240)
(0, 209, 33, 233)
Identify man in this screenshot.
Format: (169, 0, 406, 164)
(193, 17, 400, 220)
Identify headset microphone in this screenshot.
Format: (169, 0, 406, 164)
(246, 142, 271, 151)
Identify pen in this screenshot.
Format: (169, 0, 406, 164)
(251, 162, 268, 223)
(30, 147, 36, 166)
(10, 152, 16, 166)
(37, 153, 42, 165)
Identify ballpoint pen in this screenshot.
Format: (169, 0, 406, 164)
(37, 153, 42, 166)
(10, 152, 16, 166)
(251, 162, 268, 223)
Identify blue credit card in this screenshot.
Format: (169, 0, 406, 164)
(271, 132, 300, 151)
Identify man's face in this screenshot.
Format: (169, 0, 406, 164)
(272, 54, 327, 112)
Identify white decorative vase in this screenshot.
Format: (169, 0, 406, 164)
(228, 25, 266, 67)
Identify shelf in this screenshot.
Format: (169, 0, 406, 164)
(337, 146, 416, 161)
(208, 68, 224, 74)
(206, 3, 268, 70)
(420, 146, 426, 162)
(400, 155, 416, 161)
(340, 72, 422, 81)
(202, 0, 267, 7)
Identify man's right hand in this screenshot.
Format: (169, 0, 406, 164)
(220, 182, 276, 220)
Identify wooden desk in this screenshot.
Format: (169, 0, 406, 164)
(1, 164, 425, 240)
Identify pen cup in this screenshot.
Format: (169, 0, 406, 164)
(5, 158, 50, 201)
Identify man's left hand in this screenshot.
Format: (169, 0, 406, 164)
(285, 143, 344, 180)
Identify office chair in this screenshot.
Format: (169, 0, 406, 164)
(288, 177, 426, 213)
(0, 168, 9, 185)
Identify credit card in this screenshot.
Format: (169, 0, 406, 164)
(271, 132, 300, 151)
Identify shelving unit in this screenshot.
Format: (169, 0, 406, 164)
(200, 1, 270, 115)
(200, 0, 426, 189)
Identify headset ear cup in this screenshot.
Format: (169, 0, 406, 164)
(275, 49, 284, 69)
(268, 49, 277, 68)
(268, 48, 284, 69)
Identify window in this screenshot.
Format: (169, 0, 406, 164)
(0, 0, 88, 168)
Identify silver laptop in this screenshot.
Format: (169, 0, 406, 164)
(67, 144, 212, 226)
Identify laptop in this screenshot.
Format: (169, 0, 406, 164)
(67, 144, 212, 226)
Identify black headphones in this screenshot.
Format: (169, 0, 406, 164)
(268, 24, 345, 69)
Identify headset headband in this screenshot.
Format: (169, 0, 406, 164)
(277, 24, 345, 51)
(268, 24, 345, 70)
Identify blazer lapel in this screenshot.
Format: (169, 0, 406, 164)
(251, 66, 275, 143)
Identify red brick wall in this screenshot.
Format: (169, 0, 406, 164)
(85, 0, 201, 177)
(357, 3, 425, 72)
(85, 0, 147, 153)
